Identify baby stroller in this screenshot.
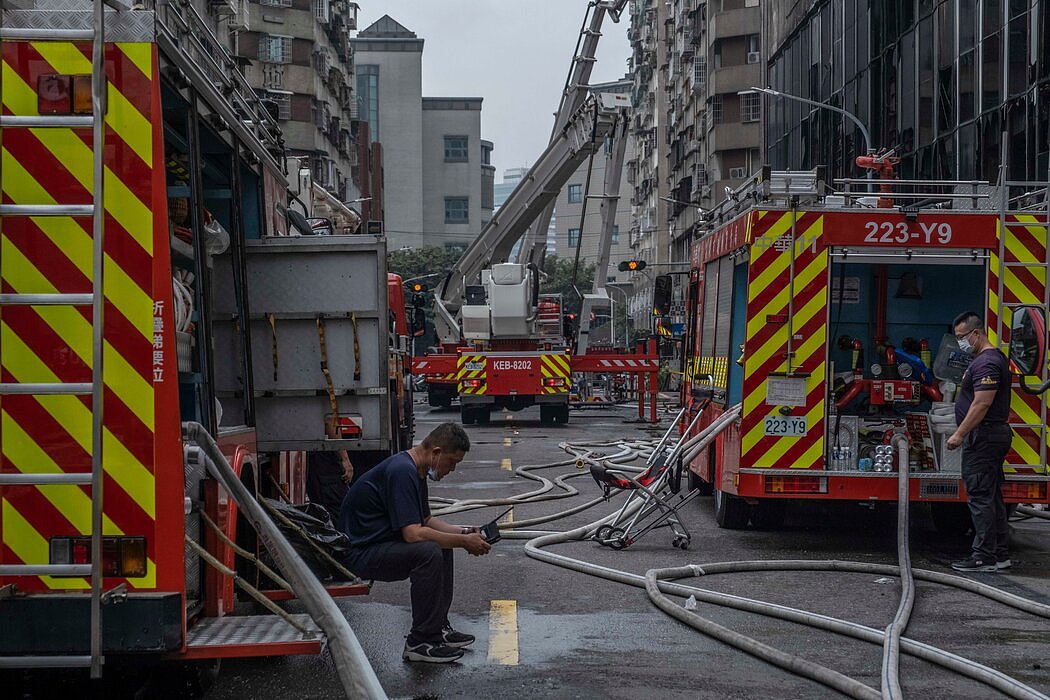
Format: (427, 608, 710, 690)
(590, 401, 709, 550)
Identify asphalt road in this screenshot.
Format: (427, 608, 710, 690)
(205, 401, 1050, 700)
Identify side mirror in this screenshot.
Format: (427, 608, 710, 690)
(1008, 305, 1046, 377)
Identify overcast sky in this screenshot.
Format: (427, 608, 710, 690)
(357, 1, 631, 183)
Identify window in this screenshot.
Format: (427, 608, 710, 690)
(694, 56, 707, 89)
(741, 92, 761, 123)
(711, 94, 724, 124)
(259, 34, 292, 64)
(481, 142, 492, 165)
(568, 228, 580, 247)
(444, 136, 469, 162)
(357, 65, 378, 140)
(445, 197, 469, 223)
(265, 90, 291, 120)
(260, 0, 291, 6)
(312, 0, 329, 23)
(567, 184, 582, 203)
(611, 225, 619, 244)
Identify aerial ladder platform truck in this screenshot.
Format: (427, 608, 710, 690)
(0, 0, 408, 691)
(412, 0, 661, 425)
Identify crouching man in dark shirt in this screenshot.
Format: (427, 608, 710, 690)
(337, 422, 491, 663)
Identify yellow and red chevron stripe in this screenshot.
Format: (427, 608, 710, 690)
(540, 352, 570, 394)
(988, 214, 1049, 474)
(1, 41, 181, 592)
(457, 354, 487, 395)
(740, 210, 828, 470)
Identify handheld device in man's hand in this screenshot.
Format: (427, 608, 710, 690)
(480, 506, 513, 544)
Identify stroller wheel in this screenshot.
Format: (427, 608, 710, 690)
(594, 525, 614, 544)
(608, 527, 627, 550)
(673, 536, 690, 550)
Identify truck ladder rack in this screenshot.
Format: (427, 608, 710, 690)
(0, 0, 111, 676)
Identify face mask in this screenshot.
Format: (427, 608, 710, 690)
(957, 332, 975, 355)
(427, 467, 441, 482)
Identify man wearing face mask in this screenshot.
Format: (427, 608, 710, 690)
(946, 311, 1013, 573)
(337, 422, 491, 663)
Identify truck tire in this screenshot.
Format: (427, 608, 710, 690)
(475, 407, 491, 425)
(930, 502, 973, 536)
(750, 499, 787, 530)
(714, 488, 750, 529)
(539, 405, 555, 424)
(557, 404, 570, 424)
(461, 405, 476, 425)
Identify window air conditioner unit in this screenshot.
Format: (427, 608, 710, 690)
(729, 167, 747, 179)
(747, 51, 761, 64)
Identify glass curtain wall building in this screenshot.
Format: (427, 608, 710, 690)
(765, 0, 1050, 182)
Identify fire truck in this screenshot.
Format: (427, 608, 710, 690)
(412, 0, 661, 425)
(0, 0, 410, 684)
(682, 165, 1050, 530)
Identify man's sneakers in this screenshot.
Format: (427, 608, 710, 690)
(402, 640, 464, 664)
(951, 556, 997, 572)
(440, 625, 475, 649)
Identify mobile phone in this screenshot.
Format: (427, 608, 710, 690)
(480, 520, 501, 544)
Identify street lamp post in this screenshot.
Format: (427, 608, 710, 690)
(745, 86, 874, 188)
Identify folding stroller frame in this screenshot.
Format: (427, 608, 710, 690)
(590, 401, 709, 550)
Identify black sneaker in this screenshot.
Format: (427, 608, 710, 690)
(441, 626, 475, 649)
(996, 557, 1012, 570)
(951, 556, 997, 572)
(402, 640, 464, 663)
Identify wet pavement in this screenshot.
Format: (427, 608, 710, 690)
(205, 402, 1050, 700)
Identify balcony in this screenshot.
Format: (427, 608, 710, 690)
(708, 6, 759, 40)
(710, 62, 761, 95)
(710, 121, 760, 152)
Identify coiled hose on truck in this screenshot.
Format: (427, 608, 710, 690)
(433, 410, 1050, 699)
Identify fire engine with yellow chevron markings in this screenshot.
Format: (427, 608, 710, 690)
(1, 0, 413, 682)
(682, 164, 1050, 530)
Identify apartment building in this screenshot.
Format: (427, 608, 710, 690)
(765, 0, 1050, 182)
(351, 16, 494, 252)
(240, 0, 361, 202)
(627, 0, 762, 333)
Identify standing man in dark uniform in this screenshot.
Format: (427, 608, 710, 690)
(946, 311, 1013, 572)
(306, 417, 354, 522)
(338, 422, 491, 663)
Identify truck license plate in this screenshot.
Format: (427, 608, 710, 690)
(763, 415, 807, 437)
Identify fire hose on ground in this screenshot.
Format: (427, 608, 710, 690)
(430, 408, 1050, 699)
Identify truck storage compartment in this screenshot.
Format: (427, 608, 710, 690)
(212, 236, 391, 451)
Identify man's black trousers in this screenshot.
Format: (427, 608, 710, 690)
(349, 541, 453, 645)
(961, 424, 1012, 561)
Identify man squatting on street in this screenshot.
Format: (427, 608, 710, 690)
(338, 422, 491, 663)
(946, 311, 1013, 573)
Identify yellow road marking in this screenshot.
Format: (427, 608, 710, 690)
(501, 508, 513, 524)
(487, 600, 519, 665)
(505, 414, 513, 421)
(500, 458, 512, 471)
(503, 437, 512, 447)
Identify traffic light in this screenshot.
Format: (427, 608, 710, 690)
(411, 282, 425, 293)
(618, 260, 647, 272)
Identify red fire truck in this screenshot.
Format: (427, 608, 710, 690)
(0, 0, 410, 683)
(682, 167, 1050, 530)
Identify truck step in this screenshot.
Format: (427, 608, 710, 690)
(183, 613, 322, 659)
